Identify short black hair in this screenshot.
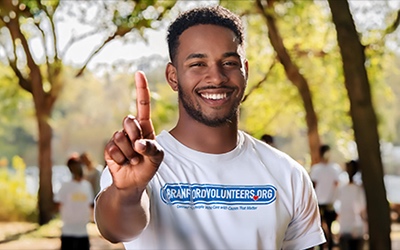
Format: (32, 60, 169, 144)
(346, 160, 359, 179)
(261, 134, 274, 144)
(67, 155, 83, 178)
(166, 6, 245, 63)
(319, 144, 330, 157)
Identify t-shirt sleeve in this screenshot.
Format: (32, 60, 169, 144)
(54, 184, 65, 203)
(99, 167, 113, 193)
(85, 181, 95, 204)
(334, 163, 342, 180)
(309, 166, 318, 182)
(282, 167, 326, 249)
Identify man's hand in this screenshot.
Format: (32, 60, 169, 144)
(104, 71, 164, 192)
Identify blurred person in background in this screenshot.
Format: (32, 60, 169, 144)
(310, 144, 342, 250)
(80, 152, 102, 196)
(260, 133, 276, 148)
(54, 154, 94, 250)
(335, 160, 367, 250)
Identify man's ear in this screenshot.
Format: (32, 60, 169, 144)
(244, 59, 249, 80)
(165, 63, 178, 91)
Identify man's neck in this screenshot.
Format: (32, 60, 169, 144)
(320, 159, 329, 164)
(170, 117, 238, 154)
(73, 176, 83, 181)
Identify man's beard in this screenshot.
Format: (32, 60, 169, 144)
(178, 84, 240, 127)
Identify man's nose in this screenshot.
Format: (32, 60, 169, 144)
(205, 64, 228, 85)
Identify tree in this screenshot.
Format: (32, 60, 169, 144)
(0, 0, 175, 225)
(252, 0, 321, 164)
(328, 0, 392, 249)
(0, 64, 36, 162)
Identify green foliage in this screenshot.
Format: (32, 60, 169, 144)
(228, 1, 352, 147)
(0, 64, 36, 165)
(0, 0, 399, 169)
(112, 0, 177, 37)
(0, 156, 37, 222)
(222, 0, 399, 163)
(152, 83, 178, 133)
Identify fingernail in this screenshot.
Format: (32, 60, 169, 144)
(130, 156, 139, 165)
(137, 139, 146, 147)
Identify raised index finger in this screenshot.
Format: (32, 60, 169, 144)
(135, 71, 155, 139)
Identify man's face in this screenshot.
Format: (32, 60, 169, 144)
(171, 24, 248, 127)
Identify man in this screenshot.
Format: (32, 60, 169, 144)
(261, 133, 275, 147)
(95, 6, 325, 250)
(55, 155, 94, 250)
(336, 160, 367, 250)
(310, 144, 342, 250)
(80, 152, 102, 196)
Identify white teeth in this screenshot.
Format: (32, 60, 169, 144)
(201, 93, 227, 100)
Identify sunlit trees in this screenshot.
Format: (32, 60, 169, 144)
(221, 1, 399, 247)
(254, 0, 321, 165)
(328, 1, 392, 248)
(0, 0, 176, 225)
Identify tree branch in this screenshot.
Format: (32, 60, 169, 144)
(384, 8, 400, 35)
(242, 59, 276, 103)
(6, 14, 44, 102)
(75, 33, 117, 77)
(59, 28, 102, 58)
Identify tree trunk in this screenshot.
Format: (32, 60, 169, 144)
(328, 1, 392, 249)
(37, 112, 54, 225)
(3, 1, 55, 225)
(256, 0, 321, 165)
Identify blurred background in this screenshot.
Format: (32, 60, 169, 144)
(1, 0, 400, 249)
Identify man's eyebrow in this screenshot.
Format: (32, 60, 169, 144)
(185, 53, 207, 61)
(185, 52, 240, 61)
(223, 52, 240, 58)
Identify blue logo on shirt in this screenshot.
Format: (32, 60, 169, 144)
(160, 183, 276, 206)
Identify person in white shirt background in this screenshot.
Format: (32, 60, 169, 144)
(54, 154, 94, 250)
(310, 144, 342, 250)
(335, 160, 367, 250)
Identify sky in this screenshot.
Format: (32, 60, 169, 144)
(8, 1, 400, 73)
(53, 1, 217, 71)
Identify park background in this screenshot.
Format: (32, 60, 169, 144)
(1, 0, 400, 249)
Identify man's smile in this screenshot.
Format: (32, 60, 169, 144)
(200, 92, 227, 100)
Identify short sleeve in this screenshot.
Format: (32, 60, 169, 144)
(54, 184, 66, 203)
(282, 168, 326, 249)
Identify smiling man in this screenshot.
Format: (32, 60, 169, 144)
(95, 6, 325, 250)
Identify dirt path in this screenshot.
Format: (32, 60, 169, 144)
(0, 222, 123, 250)
(1, 221, 399, 249)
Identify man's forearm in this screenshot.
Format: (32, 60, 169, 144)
(95, 184, 149, 243)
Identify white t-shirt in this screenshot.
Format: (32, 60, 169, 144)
(310, 162, 342, 205)
(99, 130, 325, 249)
(84, 166, 102, 196)
(55, 179, 94, 236)
(335, 183, 366, 237)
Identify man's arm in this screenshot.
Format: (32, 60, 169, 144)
(95, 184, 150, 243)
(94, 72, 163, 243)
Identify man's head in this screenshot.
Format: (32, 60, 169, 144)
(261, 134, 274, 146)
(345, 160, 359, 182)
(167, 6, 245, 64)
(80, 152, 93, 169)
(67, 155, 83, 179)
(319, 144, 331, 162)
(165, 6, 248, 127)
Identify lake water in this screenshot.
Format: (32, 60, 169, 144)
(25, 165, 72, 195)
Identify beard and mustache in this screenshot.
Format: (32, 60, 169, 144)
(177, 83, 242, 127)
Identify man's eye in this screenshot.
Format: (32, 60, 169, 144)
(190, 62, 205, 67)
(223, 61, 239, 67)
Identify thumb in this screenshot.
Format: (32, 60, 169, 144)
(134, 139, 164, 167)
